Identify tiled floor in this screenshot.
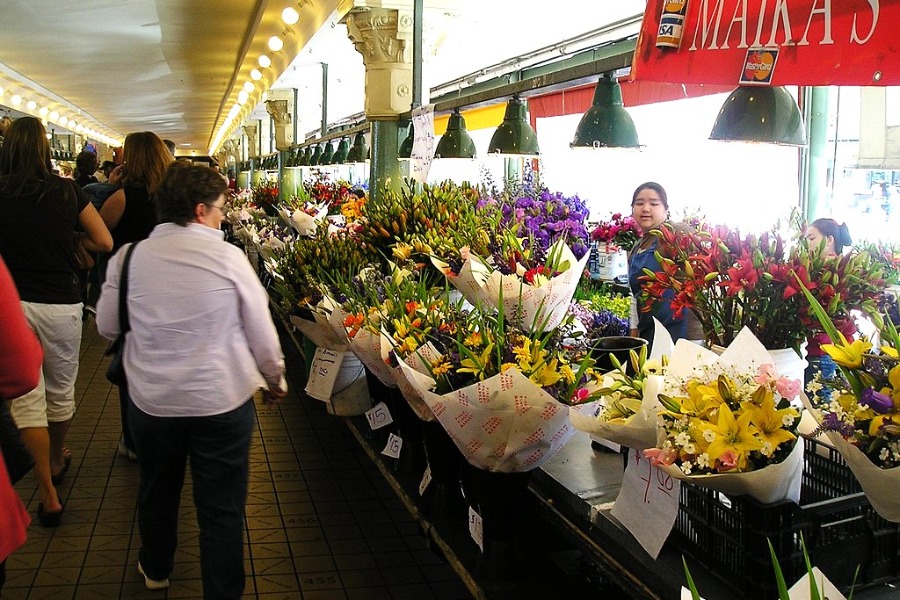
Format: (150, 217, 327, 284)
(5, 318, 472, 600)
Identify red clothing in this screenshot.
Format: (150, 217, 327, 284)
(0, 257, 43, 399)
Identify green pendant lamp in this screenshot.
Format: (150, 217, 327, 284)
(309, 144, 323, 166)
(399, 123, 414, 160)
(349, 132, 368, 163)
(319, 141, 335, 165)
(333, 137, 350, 164)
(709, 85, 807, 146)
(488, 95, 539, 157)
(434, 109, 476, 159)
(571, 74, 640, 149)
(297, 146, 311, 166)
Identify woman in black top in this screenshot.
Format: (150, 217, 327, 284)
(0, 117, 112, 525)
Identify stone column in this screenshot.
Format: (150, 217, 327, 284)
(265, 98, 293, 151)
(243, 124, 259, 158)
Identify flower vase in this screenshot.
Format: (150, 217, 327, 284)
(466, 467, 531, 580)
(420, 420, 466, 519)
(594, 242, 628, 281)
(591, 336, 648, 373)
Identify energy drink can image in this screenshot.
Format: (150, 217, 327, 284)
(657, 0, 689, 48)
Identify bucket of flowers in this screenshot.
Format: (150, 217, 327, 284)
(645, 327, 804, 504)
(590, 212, 641, 280)
(251, 181, 280, 216)
(797, 277, 900, 522)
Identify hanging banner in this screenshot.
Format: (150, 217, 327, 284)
(632, 0, 900, 86)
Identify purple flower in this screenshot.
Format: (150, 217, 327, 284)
(860, 387, 894, 414)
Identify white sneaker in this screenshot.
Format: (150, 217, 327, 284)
(138, 561, 169, 590)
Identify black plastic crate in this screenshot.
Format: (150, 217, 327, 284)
(670, 436, 900, 598)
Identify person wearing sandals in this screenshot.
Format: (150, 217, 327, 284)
(0, 117, 113, 526)
(96, 161, 286, 597)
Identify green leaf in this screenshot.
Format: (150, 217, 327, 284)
(767, 538, 790, 600)
(682, 557, 701, 600)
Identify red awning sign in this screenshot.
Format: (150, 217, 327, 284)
(632, 0, 900, 86)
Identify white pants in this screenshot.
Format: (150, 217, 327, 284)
(10, 302, 82, 428)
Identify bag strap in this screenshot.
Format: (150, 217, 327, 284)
(118, 241, 141, 335)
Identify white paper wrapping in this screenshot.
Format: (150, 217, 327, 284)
(484, 242, 591, 332)
(800, 394, 900, 522)
(397, 360, 575, 472)
(657, 437, 804, 504)
(289, 313, 347, 351)
(381, 340, 440, 422)
(430, 255, 495, 308)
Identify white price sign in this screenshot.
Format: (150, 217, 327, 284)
(418, 465, 432, 496)
(304, 348, 344, 401)
(467, 507, 484, 552)
(382, 433, 403, 459)
(365, 401, 394, 430)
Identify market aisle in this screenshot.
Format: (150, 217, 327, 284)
(5, 318, 472, 600)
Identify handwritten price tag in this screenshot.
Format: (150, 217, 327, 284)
(610, 449, 680, 559)
(381, 433, 403, 459)
(468, 506, 484, 552)
(410, 104, 436, 184)
(418, 465, 432, 496)
(304, 348, 344, 401)
(365, 402, 393, 430)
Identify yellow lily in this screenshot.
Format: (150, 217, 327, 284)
(882, 345, 898, 359)
(458, 343, 494, 380)
(821, 334, 872, 368)
(529, 357, 563, 388)
(700, 403, 764, 467)
(680, 380, 725, 418)
(747, 393, 798, 453)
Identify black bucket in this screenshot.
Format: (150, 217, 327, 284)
(591, 336, 648, 373)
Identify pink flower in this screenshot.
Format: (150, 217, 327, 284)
(644, 446, 677, 466)
(573, 387, 591, 403)
(717, 450, 739, 471)
(754, 363, 777, 385)
(775, 377, 801, 400)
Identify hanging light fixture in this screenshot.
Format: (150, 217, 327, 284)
(297, 146, 311, 166)
(709, 86, 807, 146)
(571, 73, 640, 149)
(348, 132, 368, 163)
(488, 95, 539, 157)
(399, 123, 414, 160)
(319, 140, 335, 165)
(309, 144, 323, 166)
(333, 137, 350, 164)
(434, 109, 476, 159)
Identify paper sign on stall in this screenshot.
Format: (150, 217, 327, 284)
(365, 402, 394, 430)
(410, 104, 435, 183)
(305, 348, 344, 401)
(382, 433, 403, 458)
(468, 507, 484, 551)
(610, 449, 680, 559)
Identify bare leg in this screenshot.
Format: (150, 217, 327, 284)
(19, 427, 62, 513)
(48, 419, 72, 474)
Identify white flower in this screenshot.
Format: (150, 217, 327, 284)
(675, 431, 691, 447)
(806, 380, 823, 394)
(697, 453, 710, 468)
(643, 359, 664, 375)
(703, 429, 716, 443)
(683, 443, 696, 455)
(782, 414, 796, 427)
(880, 447, 891, 462)
(680, 462, 693, 475)
(761, 441, 773, 456)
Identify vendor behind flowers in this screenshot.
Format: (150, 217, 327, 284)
(627, 182, 687, 348)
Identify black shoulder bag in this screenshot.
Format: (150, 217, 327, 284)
(105, 242, 140, 386)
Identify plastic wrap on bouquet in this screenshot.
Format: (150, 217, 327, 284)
(800, 394, 900, 522)
(258, 235, 286, 261)
(381, 340, 440, 422)
(346, 326, 397, 388)
(570, 319, 673, 449)
(484, 242, 590, 332)
(656, 439, 803, 504)
(397, 360, 575, 473)
(280, 205, 327, 237)
(430, 255, 495, 308)
(570, 376, 664, 450)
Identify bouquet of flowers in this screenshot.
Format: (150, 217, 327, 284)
(641, 220, 886, 351)
(251, 181, 280, 216)
(396, 302, 599, 472)
(798, 279, 900, 521)
(645, 328, 804, 504)
(591, 212, 642, 252)
(300, 173, 353, 216)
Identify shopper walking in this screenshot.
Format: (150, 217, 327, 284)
(99, 131, 173, 459)
(96, 161, 286, 598)
(0, 116, 112, 526)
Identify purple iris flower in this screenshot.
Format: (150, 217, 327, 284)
(860, 387, 894, 414)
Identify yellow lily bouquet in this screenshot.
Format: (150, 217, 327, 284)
(646, 328, 804, 504)
(570, 319, 672, 450)
(797, 279, 900, 521)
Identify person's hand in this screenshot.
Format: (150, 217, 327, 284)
(109, 165, 125, 185)
(262, 381, 287, 406)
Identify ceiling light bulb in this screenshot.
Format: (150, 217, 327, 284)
(26, 100, 36, 111)
(59, 116, 68, 125)
(76, 124, 84, 133)
(0, 87, 4, 96)
(243, 81, 254, 93)
(10, 94, 21, 105)
(238, 90, 249, 104)
(39, 106, 48, 116)
(261, 91, 268, 103)
(258, 54, 271, 68)
(282, 7, 300, 25)
(268, 36, 284, 52)
(50, 111, 59, 120)
(69, 120, 77, 130)
(250, 69, 262, 81)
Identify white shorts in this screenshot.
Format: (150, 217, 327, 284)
(9, 302, 82, 428)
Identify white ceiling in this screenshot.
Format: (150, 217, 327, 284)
(0, 0, 645, 153)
